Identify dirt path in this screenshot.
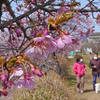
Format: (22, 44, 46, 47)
(67, 58, 100, 100)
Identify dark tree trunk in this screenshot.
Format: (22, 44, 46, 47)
(0, 1, 2, 24)
(52, 52, 64, 78)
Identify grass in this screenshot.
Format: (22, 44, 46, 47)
(66, 75, 76, 86)
(83, 61, 89, 66)
(1, 71, 69, 100)
(77, 52, 86, 55)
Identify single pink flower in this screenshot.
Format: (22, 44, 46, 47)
(9, 68, 23, 80)
(16, 79, 35, 89)
(15, 28, 22, 37)
(30, 64, 42, 77)
(96, 19, 100, 26)
(36, 68, 42, 77)
(55, 35, 73, 49)
(31, 67, 36, 75)
(16, 72, 35, 89)
(42, 35, 57, 53)
(25, 46, 47, 59)
(33, 36, 44, 43)
(24, 72, 31, 80)
(62, 35, 73, 44)
(96, 13, 100, 25)
(55, 37, 65, 49)
(1, 73, 7, 82)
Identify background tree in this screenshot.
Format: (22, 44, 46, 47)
(81, 39, 100, 53)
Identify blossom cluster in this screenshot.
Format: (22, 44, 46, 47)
(0, 54, 42, 96)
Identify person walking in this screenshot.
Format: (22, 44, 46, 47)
(73, 56, 86, 93)
(89, 53, 100, 90)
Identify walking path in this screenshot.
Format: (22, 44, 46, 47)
(68, 58, 100, 100)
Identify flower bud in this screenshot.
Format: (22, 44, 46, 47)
(24, 72, 31, 80)
(9, 29, 14, 34)
(1, 73, 7, 82)
(36, 68, 42, 77)
(31, 67, 36, 75)
(2, 89, 8, 96)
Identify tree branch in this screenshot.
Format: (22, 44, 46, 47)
(0, 0, 54, 29)
(0, 1, 3, 24)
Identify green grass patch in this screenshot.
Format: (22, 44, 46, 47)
(77, 52, 86, 55)
(83, 61, 92, 70)
(83, 61, 89, 66)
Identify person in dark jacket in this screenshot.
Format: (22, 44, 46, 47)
(89, 53, 100, 90)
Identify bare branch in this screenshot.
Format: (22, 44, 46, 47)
(0, 1, 3, 23)
(0, 0, 54, 29)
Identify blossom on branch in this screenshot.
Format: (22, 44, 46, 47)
(16, 72, 35, 89)
(96, 13, 100, 26)
(25, 35, 57, 58)
(55, 35, 73, 49)
(15, 28, 23, 37)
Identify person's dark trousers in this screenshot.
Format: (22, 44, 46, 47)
(93, 74, 100, 90)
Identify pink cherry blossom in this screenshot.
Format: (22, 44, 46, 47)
(16, 78, 35, 89)
(55, 37, 65, 49)
(36, 68, 42, 77)
(96, 13, 100, 25)
(24, 72, 31, 80)
(55, 35, 73, 49)
(25, 35, 57, 58)
(31, 67, 36, 75)
(30, 64, 42, 77)
(6, 80, 16, 89)
(1, 73, 7, 82)
(16, 72, 35, 89)
(62, 35, 73, 44)
(15, 28, 22, 37)
(33, 36, 44, 43)
(9, 68, 23, 80)
(42, 35, 57, 53)
(25, 46, 47, 59)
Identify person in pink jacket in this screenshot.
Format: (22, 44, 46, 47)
(73, 56, 86, 93)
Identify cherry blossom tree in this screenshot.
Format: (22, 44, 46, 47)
(0, 0, 100, 96)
